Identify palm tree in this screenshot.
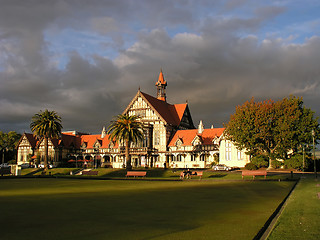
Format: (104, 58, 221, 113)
(107, 114, 144, 170)
(30, 109, 62, 170)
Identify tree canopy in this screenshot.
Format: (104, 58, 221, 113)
(0, 131, 21, 163)
(225, 96, 319, 168)
(30, 109, 62, 169)
(107, 114, 144, 169)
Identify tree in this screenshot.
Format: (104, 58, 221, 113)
(30, 109, 62, 170)
(0, 131, 21, 164)
(107, 114, 144, 170)
(225, 96, 319, 168)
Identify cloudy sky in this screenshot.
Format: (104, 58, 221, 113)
(0, 0, 319, 134)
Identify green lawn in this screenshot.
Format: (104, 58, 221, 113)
(267, 176, 320, 240)
(0, 178, 295, 240)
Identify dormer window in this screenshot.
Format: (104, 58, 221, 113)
(109, 141, 114, 149)
(94, 139, 102, 149)
(81, 142, 87, 149)
(175, 138, 183, 149)
(192, 135, 202, 146)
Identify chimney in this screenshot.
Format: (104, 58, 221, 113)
(101, 126, 107, 138)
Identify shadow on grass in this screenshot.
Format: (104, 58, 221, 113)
(99, 168, 182, 178)
(24, 168, 44, 176)
(208, 173, 227, 178)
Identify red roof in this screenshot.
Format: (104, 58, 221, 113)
(80, 134, 118, 149)
(168, 128, 225, 147)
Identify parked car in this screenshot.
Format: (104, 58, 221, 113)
(38, 164, 53, 169)
(0, 163, 10, 168)
(212, 164, 233, 171)
(19, 163, 30, 169)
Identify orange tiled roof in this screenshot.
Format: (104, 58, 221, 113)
(80, 134, 118, 149)
(21, 132, 119, 150)
(168, 128, 225, 147)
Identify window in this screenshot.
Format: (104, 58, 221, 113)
(154, 131, 160, 145)
(226, 142, 232, 161)
(136, 109, 146, 117)
(190, 154, 196, 161)
(200, 154, 207, 161)
(177, 154, 184, 162)
(237, 150, 242, 160)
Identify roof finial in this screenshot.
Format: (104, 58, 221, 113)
(198, 120, 204, 134)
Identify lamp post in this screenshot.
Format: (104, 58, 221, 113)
(312, 130, 317, 179)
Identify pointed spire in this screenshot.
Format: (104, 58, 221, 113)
(198, 120, 204, 134)
(156, 69, 167, 85)
(155, 69, 167, 101)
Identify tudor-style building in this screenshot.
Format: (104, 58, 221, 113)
(16, 71, 250, 168)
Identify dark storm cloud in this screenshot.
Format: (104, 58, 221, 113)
(115, 30, 320, 128)
(0, 0, 319, 134)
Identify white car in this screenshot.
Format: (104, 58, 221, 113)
(212, 164, 233, 171)
(19, 163, 30, 169)
(38, 164, 53, 169)
(0, 163, 10, 168)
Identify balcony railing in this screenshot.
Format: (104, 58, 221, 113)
(119, 146, 156, 154)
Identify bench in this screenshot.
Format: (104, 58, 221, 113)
(191, 171, 203, 180)
(82, 170, 98, 176)
(242, 170, 267, 180)
(126, 171, 147, 178)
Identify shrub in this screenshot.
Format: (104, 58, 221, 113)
(7, 159, 17, 164)
(284, 154, 311, 171)
(271, 160, 283, 169)
(251, 155, 268, 168)
(245, 162, 258, 170)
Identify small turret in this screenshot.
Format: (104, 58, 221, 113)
(155, 69, 167, 101)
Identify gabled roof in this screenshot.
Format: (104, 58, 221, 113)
(17, 133, 38, 149)
(168, 128, 225, 147)
(124, 90, 189, 127)
(19, 132, 118, 150)
(25, 133, 38, 148)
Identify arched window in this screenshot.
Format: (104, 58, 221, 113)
(177, 154, 184, 162)
(226, 141, 232, 161)
(200, 154, 207, 161)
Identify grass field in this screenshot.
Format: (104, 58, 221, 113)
(267, 176, 320, 240)
(0, 178, 295, 240)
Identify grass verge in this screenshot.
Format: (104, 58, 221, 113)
(267, 176, 320, 240)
